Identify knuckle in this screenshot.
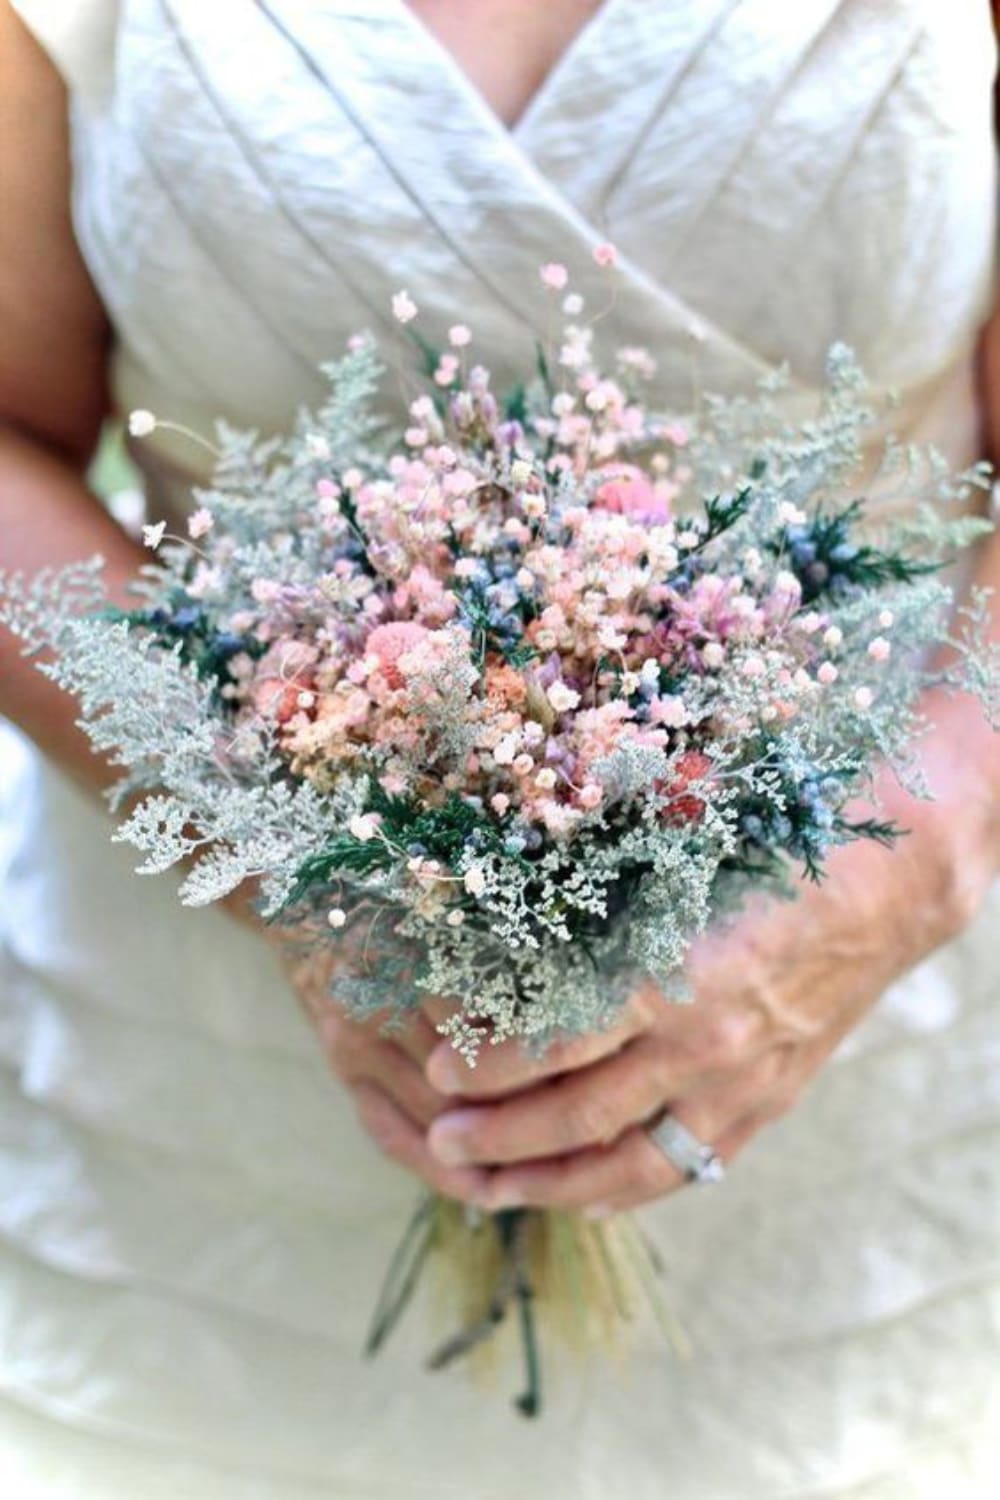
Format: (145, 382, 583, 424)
(538, 1034, 577, 1070)
(355, 1097, 405, 1160)
(561, 1094, 616, 1149)
(696, 1008, 755, 1066)
(404, 1079, 448, 1128)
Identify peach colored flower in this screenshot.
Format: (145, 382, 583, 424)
(484, 662, 528, 707)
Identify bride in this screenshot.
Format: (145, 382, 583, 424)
(1, 2, 998, 1495)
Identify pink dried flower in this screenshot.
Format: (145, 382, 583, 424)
(594, 464, 671, 525)
(349, 813, 382, 843)
(391, 290, 418, 323)
(435, 355, 460, 386)
(187, 507, 214, 540)
(540, 262, 569, 291)
(365, 622, 431, 690)
(649, 695, 689, 728)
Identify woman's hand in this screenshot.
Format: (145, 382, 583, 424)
(277, 939, 494, 1205)
(418, 703, 997, 1215)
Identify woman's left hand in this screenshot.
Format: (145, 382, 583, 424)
(419, 713, 997, 1215)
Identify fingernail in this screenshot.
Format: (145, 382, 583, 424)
(427, 1110, 478, 1165)
(426, 1046, 466, 1095)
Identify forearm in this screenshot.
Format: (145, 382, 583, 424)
(899, 307, 1000, 901)
(0, 421, 145, 796)
(886, 522, 1000, 943)
(933, 518, 1000, 801)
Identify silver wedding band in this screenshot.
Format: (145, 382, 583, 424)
(648, 1112, 726, 1186)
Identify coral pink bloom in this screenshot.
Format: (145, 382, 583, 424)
(659, 750, 713, 825)
(251, 680, 302, 724)
(365, 621, 430, 690)
(250, 640, 319, 725)
(594, 464, 671, 524)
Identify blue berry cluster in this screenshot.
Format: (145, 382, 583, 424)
(738, 762, 847, 878)
(129, 597, 257, 687)
(456, 552, 537, 657)
(784, 522, 861, 602)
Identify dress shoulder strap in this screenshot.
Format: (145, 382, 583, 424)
(9, 0, 119, 107)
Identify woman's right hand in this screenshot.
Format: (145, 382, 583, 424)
(281, 943, 493, 1204)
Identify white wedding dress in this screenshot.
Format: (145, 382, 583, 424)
(2, 2, 999, 1496)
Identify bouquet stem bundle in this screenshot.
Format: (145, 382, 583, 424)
(368, 1197, 689, 1416)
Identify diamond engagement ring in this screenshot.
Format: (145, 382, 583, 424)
(648, 1113, 726, 1185)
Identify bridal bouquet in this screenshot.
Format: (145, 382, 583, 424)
(2, 258, 996, 1414)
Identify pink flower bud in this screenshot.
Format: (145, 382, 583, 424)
(540, 262, 569, 290)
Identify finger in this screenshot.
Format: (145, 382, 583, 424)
(340, 1045, 450, 1130)
(477, 1082, 770, 1213)
(478, 1127, 675, 1212)
(582, 1114, 762, 1216)
(353, 1043, 451, 1128)
(426, 1035, 672, 1167)
(382, 1009, 442, 1069)
(424, 1000, 652, 1100)
(426, 1010, 794, 1168)
(351, 1080, 492, 1204)
(342, 1005, 442, 1069)
(317, 1011, 449, 1126)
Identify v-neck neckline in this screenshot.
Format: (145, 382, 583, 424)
(238, 0, 776, 397)
(392, 0, 630, 142)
